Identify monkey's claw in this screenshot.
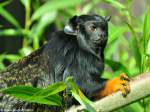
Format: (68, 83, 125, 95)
(117, 73, 130, 97)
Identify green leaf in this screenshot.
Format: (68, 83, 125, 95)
(146, 39, 150, 56)
(108, 24, 127, 44)
(34, 82, 66, 98)
(105, 59, 131, 75)
(29, 94, 61, 106)
(143, 10, 150, 54)
(0, 54, 21, 65)
(0, 6, 21, 28)
(30, 11, 57, 49)
(104, 0, 126, 9)
(0, 86, 62, 106)
(126, 23, 141, 71)
(31, 0, 84, 21)
(65, 77, 96, 112)
(104, 0, 129, 18)
(82, 3, 93, 14)
(0, 29, 26, 36)
(0, 86, 42, 95)
(106, 24, 128, 58)
(118, 102, 143, 112)
(0, 0, 13, 7)
(20, 0, 30, 8)
(4, 54, 21, 63)
(19, 47, 33, 56)
(0, 63, 5, 70)
(0, 56, 6, 70)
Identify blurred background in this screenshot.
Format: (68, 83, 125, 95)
(0, 0, 150, 111)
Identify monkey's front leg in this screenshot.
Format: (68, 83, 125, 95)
(94, 73, 130, 99)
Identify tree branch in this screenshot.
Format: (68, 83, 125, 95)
(67, 72, 150, 112)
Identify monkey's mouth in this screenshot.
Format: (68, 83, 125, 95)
(92, 38, 106, 44)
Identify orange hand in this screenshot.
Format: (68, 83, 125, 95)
(95, 73, 130, 99)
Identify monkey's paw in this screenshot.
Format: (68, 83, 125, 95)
(95, 73, 130, 99)
(114, 73, 130, 97)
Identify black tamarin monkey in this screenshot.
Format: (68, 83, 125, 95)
(0, 14, 130, 111)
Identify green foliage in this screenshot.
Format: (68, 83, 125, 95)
(0, 82, 66, 106)
(0, 6, 21, 28)
(142, 10, 150, 72)
(66, 77, 96, 112)
(126, 22, 142, 71)
(1, 86, 61, 106)
(0, 77, 95, 111)
(0, 0, 150, 111)
(31, 0, 84, 21)
(105, 59, 130, 75)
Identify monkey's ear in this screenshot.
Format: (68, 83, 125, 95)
(64, 16, 78, 35)
(105, 16, 111, 22)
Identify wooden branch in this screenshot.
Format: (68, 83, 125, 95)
(67, 72, 150, 112)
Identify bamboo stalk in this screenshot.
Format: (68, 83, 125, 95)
(67, 73, 150, 112)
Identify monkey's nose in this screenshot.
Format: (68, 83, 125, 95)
(99, 32, 106, 38)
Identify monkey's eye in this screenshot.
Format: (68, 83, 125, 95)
(89, 24, 96, 31)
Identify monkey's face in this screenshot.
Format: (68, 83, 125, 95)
(64, 14, 110, 51)
(82, 17, 109, 46)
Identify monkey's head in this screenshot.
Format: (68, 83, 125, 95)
(64, 14, 110, 53)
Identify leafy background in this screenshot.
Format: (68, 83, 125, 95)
(0, 0, 150, 112)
